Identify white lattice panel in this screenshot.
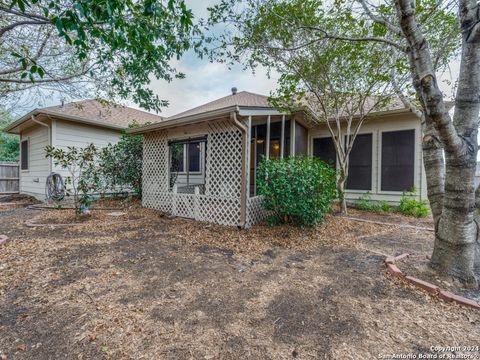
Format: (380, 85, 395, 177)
(205, 120, 243, 198)
(143, 131, 170, 210)
(142, 120, 244, 226)
(246, 196, 271, 227)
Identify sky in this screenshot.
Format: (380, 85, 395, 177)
(129, 0, 278, 117)
(16, 0, 278, 118)
(12, 0, 459, 118)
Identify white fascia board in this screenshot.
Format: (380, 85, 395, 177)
(238, 108, 286, 116)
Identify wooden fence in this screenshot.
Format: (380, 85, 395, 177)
(0, 162, 19, 194)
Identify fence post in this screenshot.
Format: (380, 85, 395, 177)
(172, 184, 178, 216)
(0, 162, 20, 194)
(194, 186, 200, 220)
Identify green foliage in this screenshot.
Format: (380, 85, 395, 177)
(398, 188, 430, 218)
(206, 0, 460, 112)
(6, 0, 199, 111)
(0, 110, 19, 161)
(97, 124, 144, 196)
(353, 192, 392, 213)
(45, 143, 100, 214)
(256, 156, 337, 227)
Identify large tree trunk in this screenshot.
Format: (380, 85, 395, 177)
(337, 170, 348, 214)
(396, 0, 480, 285)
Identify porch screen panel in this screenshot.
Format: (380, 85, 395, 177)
(313, 137, 336, 168)
(381, 129, 415, 191)
(294, 122, 308, 155)
(346, 134, 372, 190)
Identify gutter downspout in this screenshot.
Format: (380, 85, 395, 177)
(230, 108, 248, 228)
(31, 115, 52, 173)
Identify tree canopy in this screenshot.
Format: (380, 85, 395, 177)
(1, 0, 200, 112)
(0, 110, 19, 161)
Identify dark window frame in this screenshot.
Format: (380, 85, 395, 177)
(20, 139, 29, 171)
(380, 129, 416, 192)
(169, 138, 206, 176)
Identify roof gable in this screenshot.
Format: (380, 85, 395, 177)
(4, 99, 164, 134)
(43, 100, 163, 127)
(168, 91, 272, 120)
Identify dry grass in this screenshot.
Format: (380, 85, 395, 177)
(0, 202, 479, 359)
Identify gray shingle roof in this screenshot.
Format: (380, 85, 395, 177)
(43, 100, 163, 127)
(167, 91, 272, 120)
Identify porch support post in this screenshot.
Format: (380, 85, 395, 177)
(280, 114, 285, 159)
(266, 115, 271, 159)
(290, 119, 295, 156)
(172, 184, 178, 216)
(246, 116, 252, 199)
(230, 110, 248, 228)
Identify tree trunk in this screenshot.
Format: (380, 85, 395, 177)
(396, 0, 480, 285)
(338, 173, 347, 214)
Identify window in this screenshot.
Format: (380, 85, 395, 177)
(346, 133, 372, 190)
(21, 139, 28, 170)
(169, 140, 203, 174)
(313, 137, 336, 168)
(381, 129, 415, 191)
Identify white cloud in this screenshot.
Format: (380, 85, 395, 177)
(137, 57, 279, 117)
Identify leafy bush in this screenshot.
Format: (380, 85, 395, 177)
(0, 110, 19, 161)
(353, 192, 392, 213)
(398, 188, 430, 218)
(45, 144, 100, 214)
(256, 156, 337, 227)
(96, 124, 144, 196)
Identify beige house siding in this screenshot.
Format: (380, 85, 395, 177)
(308, 112, 425, 204)
(18, 119, 122, 200)
(19, 123, 51, 199)
(51, 120, 121, 185)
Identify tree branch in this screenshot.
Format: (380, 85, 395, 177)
(0, 5, 49, 22)
(357, 0, 403, 36)
(308, 26, 407, 52)
(0, 20, 48, 38)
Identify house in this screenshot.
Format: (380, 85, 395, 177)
(4, 100, 163, 200)
(131, 89, 427, 228)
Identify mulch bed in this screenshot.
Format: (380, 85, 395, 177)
(1, 201, 479, 359)
(342, 207, 434, 228)
(398, 255, 480, 303)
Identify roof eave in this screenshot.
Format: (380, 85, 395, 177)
(3, 109, 127, 134)
(128, 105, 241, 134)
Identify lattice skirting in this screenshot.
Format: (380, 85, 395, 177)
(144, 191, 241, 227)
(246, 196, 272, 228)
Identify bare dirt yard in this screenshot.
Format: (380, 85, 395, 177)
(0, 202, 479, 359)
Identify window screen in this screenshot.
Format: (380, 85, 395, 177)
(188, 142, 201, 172)
(170, 143, 184, 172)
(294, 122, 308, 155)
(381, 129, 415, 191)
(346, 134, 372, 190)
(313, 137, 336, 168)
(21, 140, 28, 170)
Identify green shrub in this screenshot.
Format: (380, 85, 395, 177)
(353, 192, 392, 213)
(398, 188, 429, 218)
(256, 156, 337, 227)
(97, 123, 144, 196)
